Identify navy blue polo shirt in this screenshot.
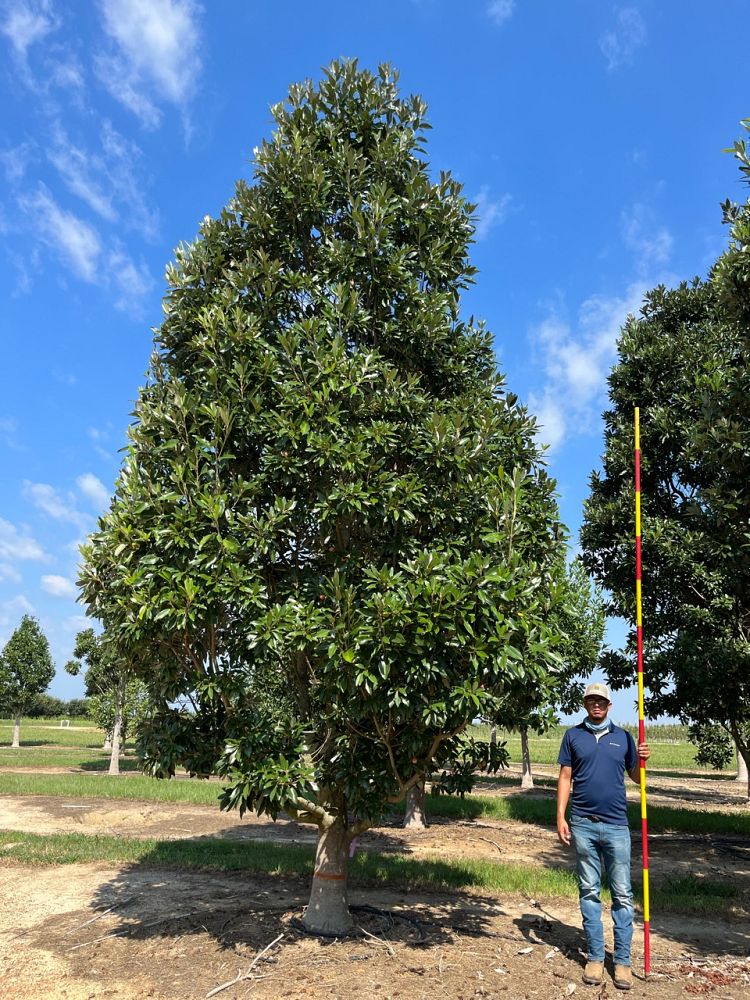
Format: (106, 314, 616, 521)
(557, 721, 637, 826)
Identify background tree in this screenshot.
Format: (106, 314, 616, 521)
(80, 61, 564, 934)
(483, 556, 605, 789)
(581, 259, 750, 795)
(64, 628, 146, 775)
(0, 615, 55, 748)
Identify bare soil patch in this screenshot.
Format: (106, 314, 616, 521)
(1, 768, 749, 998)
(2, 862, 750, 1000)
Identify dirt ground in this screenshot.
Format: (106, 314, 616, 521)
(1, 768, 749, 999)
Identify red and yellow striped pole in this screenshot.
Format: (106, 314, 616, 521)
(634, 406, 651, 975)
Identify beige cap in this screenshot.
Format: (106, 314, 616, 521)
(584, 682, 611, 702)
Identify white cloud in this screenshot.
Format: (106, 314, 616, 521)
(48, 127, 118, 222)
(22, 480, 90, 529)
(0, 142, 33, 183)
(1, 0, 57, 57)
(110, 246, 154, 310)
(63, 614, 91, 633)
(473, 187, 512, 241)
(76, 472, 110, 509)
(621, 203, 673, 273)
(96, 0, 202, 127)
(0, 516, 47, 563)
(600, 7, 647, 70)
(528, 283, 650, 451)
(487, 0, 514, 27)
(46, 121, 158, 239)
(41, 574, 78, 599)
(19, 185, 101, 282)
(88, 425, 113, 461)
(0, 595, 36, 641)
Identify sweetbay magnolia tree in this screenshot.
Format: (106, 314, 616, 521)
(80, 62, 564, 934)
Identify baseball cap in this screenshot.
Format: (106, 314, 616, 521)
(583, 682, 611, 702)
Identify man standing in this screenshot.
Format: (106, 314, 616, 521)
(557, 682, 650, 991)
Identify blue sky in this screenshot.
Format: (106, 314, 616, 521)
(0, 0, 747, 723)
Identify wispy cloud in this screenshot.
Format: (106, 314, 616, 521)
(0, 142, 34, 183)
(529, 283, 650, 451)
(487, 0, 514, 27)
(0, 594, 36, 640)
(621, 203, 673, 274)
(0, 516, 47, 582)
(76, 472, 110, 509)
(48, 126, 118, 221)
(1, 0, 57, 58)
(473, 186, 513, 241)
(46, 121, 159, 238)
(41, 573, 78, 599)
(19, 184, 101, 281)
(22, 480, 91, 530)
(600, 7, 647, 70)
(95, 0, 202, 129)
(109, 245, 154, 310)
(87, 425, 113, 461)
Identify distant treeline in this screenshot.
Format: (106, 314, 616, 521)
(8, 694, 91, 719)
(472, 722, 690, 744)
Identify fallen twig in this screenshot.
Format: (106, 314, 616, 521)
(360, 927, 395, 956)
(478, 836, 503, 853)
(205, 933, 284, 998)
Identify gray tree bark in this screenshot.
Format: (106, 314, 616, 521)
(108, 706, 123, 776)
(403, 777, 428, 829)
(303, 817, 353, 935)
(735, 741, 748, 787)
(11, 711, 21, 749)
(520, 725, 534, 790)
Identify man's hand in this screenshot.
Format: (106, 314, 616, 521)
(629, 741, 651, 782)
(638, 741, 650, 761)
(557, 818, 571, 846)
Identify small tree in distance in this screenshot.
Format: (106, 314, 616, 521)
(65, 628, 148, 775)
(483, 557, 605, 789)
(80, 61, 565, 934)
(0, 615, 55, 748)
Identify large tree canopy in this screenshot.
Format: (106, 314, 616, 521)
(80, 61, 565, 932)
(581, 137, 750, 793)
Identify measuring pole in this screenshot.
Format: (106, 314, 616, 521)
(634, 406, 651, 975)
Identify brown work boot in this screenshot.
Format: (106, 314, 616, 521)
(583, 961, 604, 985)
(613, 964, 633, 990)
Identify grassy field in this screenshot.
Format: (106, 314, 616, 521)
(2, 718, 724, 772)
(468, 726, 713, 771)
(0, 719, 747, 918)
(0, 827, 739, 917)
(1, 771, 748, 837)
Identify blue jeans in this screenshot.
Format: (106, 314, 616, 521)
(570, 817, 634, 966)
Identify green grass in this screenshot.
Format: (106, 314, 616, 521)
(470, 735, 708, 771)
(0, 828, 741, 916)
(426, 793, 750, 837)
(1, 771, 748, 838)
(0, 771, 225, 804)
(0, 720, 106, 749)
(0, 747, 143, 771)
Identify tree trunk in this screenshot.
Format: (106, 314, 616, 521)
(108, 707, 123, 776)
(520, 725, 534, 790)
(490, 726, 497, 746)
(303, 818, 353, 935)
(11, 711, 21, 748)
(403, 777, 428, 829)
(740, 748, 750, 801)
(735, 741, 748, 787)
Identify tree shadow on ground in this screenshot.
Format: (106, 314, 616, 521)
(34, 834, 515, 997)
(78, 757, 141, 772)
